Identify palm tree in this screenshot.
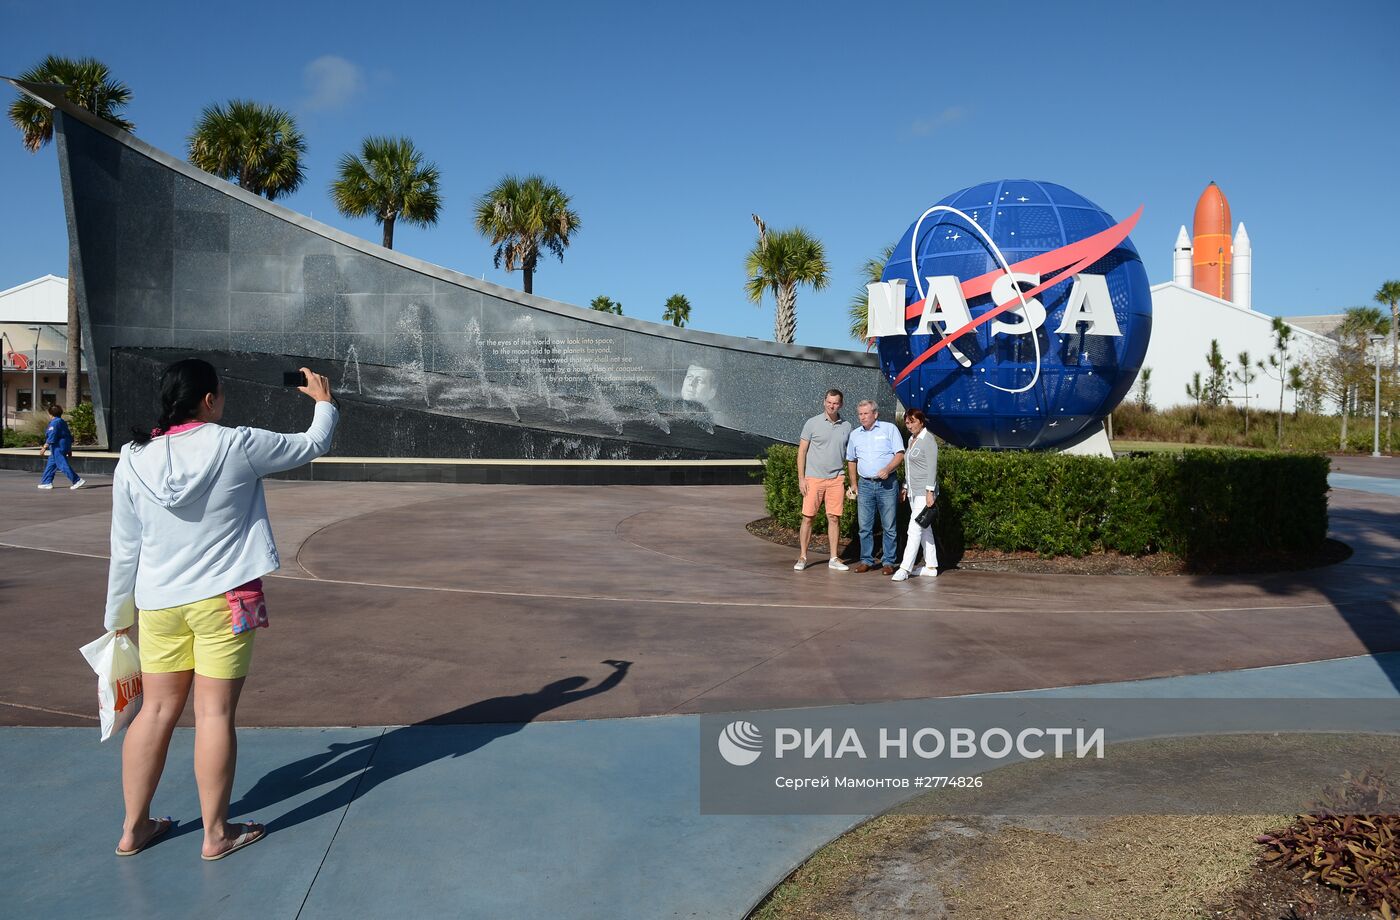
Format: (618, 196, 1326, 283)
(330, 136, 442, 250)
(187, 100, 306, 200)
(473, 175, 580, 295)
(849, 244, 896, 342)
(9, 55, 134, 415)
(1375, 279, 1400, 366)
(662, 293, 691, 327)
(590, 295, 622, 315)
(1338, 306, 1388, 339)
(745, 225, 829, 344)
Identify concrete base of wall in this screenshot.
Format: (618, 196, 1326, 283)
(0, 449, 762, 485)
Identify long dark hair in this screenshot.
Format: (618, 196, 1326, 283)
(129, 358, 220, 446)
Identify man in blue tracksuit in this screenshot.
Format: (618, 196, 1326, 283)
(39, 404, 85, 490)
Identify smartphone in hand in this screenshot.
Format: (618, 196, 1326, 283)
(282, 371, 307, 387)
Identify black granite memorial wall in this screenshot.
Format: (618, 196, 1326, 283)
(17, 79, 895, 457)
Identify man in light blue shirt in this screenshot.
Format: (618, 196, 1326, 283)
(844, 399, 904, 573)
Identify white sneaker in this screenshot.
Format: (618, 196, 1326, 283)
(827, 558, 850, 571)
(793, 558, 808, 571)
(37, 483, 53, 490)
(891, 568, 910, 582)
(70, 479, 87, 490)
(919, 566, 939, 577)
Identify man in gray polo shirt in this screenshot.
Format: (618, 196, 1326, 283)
(794, 389, 853, 571)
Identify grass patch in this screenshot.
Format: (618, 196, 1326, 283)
(1113, 403, 1392, 454)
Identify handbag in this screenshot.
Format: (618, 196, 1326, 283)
(914, 500, 937, 529)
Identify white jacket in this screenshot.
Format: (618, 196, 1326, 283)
(104, 402, 339, 630)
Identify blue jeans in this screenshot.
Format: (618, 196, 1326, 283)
(41, 448, 79, 485)
(856, 476, 898, 566)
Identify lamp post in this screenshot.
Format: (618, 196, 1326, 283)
(27, 326, 41, 414)
(1370, 334, 1386, 458)
(0, 331, 11, 433)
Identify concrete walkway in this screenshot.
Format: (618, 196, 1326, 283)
(2, 467, 1397, 728)
(4, 652, 1397, 919)
(1, 458, 1396, 918)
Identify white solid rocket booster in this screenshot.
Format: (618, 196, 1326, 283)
(1173, 226, 1192, 287)
(1232, 223, 1251, 310)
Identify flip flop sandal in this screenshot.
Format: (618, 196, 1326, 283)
(115, 817, 174, 856)
(201, 822, 265, 861)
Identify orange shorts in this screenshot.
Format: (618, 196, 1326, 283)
(802, 476, 846, 517)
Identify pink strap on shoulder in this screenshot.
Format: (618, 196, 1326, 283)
(154, 421, 207, 437)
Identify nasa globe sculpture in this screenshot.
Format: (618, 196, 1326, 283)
(869, 179, 1152, 451)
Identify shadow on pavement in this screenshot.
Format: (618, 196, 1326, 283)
(227, 660, 631, 835)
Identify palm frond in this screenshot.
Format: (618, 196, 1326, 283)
(330, 135, 441, 231)
(849, 244, 896, 341)
(9, 55, 134, 153)
(473, 175, 580, 288)
(188, 99, 305, 199)
(744, 226, 830, 303)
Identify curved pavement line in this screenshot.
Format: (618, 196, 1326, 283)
(0, 539, 1373, 615)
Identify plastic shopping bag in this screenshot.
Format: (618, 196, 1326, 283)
(78, 631, 143, 742)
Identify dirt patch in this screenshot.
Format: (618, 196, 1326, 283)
(1204, 859, 1375, 919)
(750, 814, 1379, 920)
(745, 518, 1351, 576)
(749, 736, 1399, 918)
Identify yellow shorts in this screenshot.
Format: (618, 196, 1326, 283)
(138, 594, 255, 680)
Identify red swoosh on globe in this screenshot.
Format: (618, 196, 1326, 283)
(891, 205, 1143, 386)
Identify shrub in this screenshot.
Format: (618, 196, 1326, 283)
(67, 402, 97, 444)
(760, 443, 1330, 565)
(1256, 770, 1400, 914)
(3, 428, 43, 448)
(760, 443, 858, 538)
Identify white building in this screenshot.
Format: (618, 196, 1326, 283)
(1142, 282, 1335, 412)
(1, 275, 89, 426)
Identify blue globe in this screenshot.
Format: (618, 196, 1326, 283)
(877, 179, 1151, 450)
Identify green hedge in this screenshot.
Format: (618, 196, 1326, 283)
(760, 444, 1329, 564)
(760, 443, 860, 538)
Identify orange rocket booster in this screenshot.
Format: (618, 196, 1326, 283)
(1192, 181, 1232, 301)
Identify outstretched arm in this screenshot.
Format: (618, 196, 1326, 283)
(240, 368, 339, 477)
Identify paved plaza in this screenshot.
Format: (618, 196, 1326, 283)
(1, 458, 1397, 918)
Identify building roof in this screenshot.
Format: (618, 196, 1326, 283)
(1284, 314, 1345, 337)
(0, 275, 68, 324)
(1148, 281, 1335, 347)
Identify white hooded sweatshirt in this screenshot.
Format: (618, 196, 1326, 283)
(104, 402, 339, 630)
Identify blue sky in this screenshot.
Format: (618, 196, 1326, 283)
(2, 0, 1397, 350)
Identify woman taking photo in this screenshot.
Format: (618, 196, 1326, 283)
(104, 359, 338, 860)
(891, 408, 939, 582)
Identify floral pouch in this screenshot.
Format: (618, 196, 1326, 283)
(227, 579, 269, 635)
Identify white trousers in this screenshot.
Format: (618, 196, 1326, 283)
(900, 494, 939, 573)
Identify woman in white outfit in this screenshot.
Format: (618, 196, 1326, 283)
(892, 409, 938, 581)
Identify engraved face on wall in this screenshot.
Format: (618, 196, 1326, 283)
(680, 364, 718, 404)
